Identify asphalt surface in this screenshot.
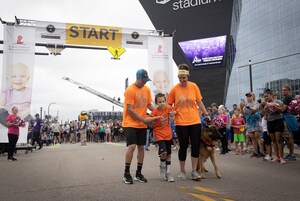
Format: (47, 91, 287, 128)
(0, 142, 300, 201)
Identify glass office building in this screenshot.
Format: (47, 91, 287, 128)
(226, 0, 300, 106)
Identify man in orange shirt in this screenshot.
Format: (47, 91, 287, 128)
(122, 69, 156, 184)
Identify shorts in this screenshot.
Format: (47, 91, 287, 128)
(157, 140, 172, 155)
(54, 132, 59, 137)
(124, 127, 147, 146)
(234, 133, 245, 143)
(263, 131, 272, 145)
(267, 119, 284, 133)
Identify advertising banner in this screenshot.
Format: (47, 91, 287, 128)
(178, 35, 227, 68)
(122, 28, 148, 49)
(35, 20, 149, 49)
(148, 36, 173, 101)
(0, 25, 34, 142)
(66, 23, 122, 47)
(35, 21, 66, 44)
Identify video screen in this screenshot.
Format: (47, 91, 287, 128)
(178, 35, 227, 68)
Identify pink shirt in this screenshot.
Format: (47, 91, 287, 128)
(6, 114, 19, 135)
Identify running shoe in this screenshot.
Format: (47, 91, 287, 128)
(257, 153, 264, 158)
(135, 172, 148, 183)
(191, 171, 201, 181)
(279, 157, 286, 164)
(178, 171, 187, 180)
(271, 157, 280, 163)
(166, 173, 174, 182)
(123, 172, 133, 184)
(284, 154, 296, 161)
(250, 153, 258, 158)
(263, 154, 272, 161)
(160, 165, 167, 180)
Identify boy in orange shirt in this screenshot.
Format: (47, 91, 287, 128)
(146, 93, 176, 182)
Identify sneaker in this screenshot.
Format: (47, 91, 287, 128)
(271, 157, 280, 163)
(123, 172, 133, 184)
(178, 171, 187, 180)
(279, 157, 286, 164)
(263, 154, 272, 161)
(145, 147, 149, 151)
(166, 173, 174, 182)
(215, 147, 220, 151)
(135, 172, 147, 183)
(285, 154, 296, 161)
(257, 153, 264, 158)
(250, 153, 258, 158)
(160, 165, 167, 180)
(11, 157, 17, 161)
(7, 158, 12, 162)
(191, 171, 201, 181)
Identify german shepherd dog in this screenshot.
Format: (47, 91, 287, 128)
(197, 124, 222, 179)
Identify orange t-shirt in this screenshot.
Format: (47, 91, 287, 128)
(122, 84, 152, 128)
(149, 105, 173, 141)
(167, 81, 202, 126)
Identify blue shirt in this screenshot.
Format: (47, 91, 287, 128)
(33, 118, 43, 132)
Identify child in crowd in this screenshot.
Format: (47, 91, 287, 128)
(260, 102, 273, 161)
(214, 105, 228, 154)
(145, 93, 176, 182)
(231, 109, 246, 155)
(171, 120, 179, 151)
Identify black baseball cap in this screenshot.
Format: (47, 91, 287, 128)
(136, 69, 151, 83)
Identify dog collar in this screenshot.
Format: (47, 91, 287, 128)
(202, 139, 215, 148)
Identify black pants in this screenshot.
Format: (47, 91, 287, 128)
(219, 127, 228, 153)
(176, 124, 201, 161)
(8, 134, 19, 159)
(32, 131, 42, 148)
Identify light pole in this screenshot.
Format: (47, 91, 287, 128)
(47, 102, 56, 120)
(40, 107, 43, 119)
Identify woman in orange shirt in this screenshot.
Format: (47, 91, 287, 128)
(167, 64, 209, 181)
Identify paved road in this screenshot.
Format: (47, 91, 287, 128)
(0, 142, 299, 201)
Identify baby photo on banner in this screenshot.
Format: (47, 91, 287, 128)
(148, 36, 173, 101)
(0, 25, 35, 142)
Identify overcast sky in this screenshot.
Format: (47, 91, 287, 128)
(0, 0, 178, 122)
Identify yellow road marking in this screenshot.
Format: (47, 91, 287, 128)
(180, 186, 235, 201)
(189, 193, 216, 201)
(194, 186, 220, 194)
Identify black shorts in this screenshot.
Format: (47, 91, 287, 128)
(267, 119, 284, 133)
(54, 132, 59, 137)
(124, 127, 147, 146)
(157, 140, 172, 155)
(263, 131, 272, 145)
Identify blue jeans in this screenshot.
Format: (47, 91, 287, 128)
(145, 129, 150, 149)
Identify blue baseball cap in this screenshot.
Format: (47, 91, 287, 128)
(136, 69, 151, 82)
